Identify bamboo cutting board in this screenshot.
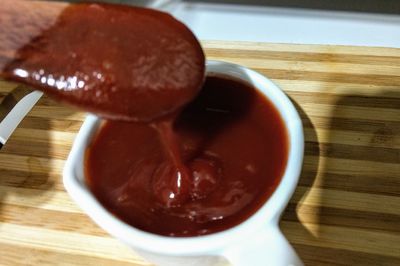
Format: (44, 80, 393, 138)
(0, 41, 399, 265)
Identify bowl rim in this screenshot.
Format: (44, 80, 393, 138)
(63, 60, 304, 256)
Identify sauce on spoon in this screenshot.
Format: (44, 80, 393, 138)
(0, 1, 205, 121)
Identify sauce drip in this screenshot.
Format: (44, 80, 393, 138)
(0, 1, 205, 121)
(85, 75, 288, 236)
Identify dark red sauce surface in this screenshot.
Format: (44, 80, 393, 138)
(85, 75, 288, 236)
(0, 2, 205, 121)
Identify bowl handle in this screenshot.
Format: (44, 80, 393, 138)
(223, 224, 303, 266)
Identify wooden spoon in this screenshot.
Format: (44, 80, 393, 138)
(0, 0, 205, 121)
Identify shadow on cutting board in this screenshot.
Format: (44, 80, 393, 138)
(317, 91, 399, 265)
(284, 90, 400, 265)
(279, 99, 321, 263)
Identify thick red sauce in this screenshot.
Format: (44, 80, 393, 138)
(85, 75, 288, 236)
(0, 2, 205, 121)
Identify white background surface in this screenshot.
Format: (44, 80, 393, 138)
(167, 2, 400, 48)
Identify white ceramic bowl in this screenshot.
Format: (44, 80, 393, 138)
(63, 60, 304, 266)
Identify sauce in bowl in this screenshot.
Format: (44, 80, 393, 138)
(85, 75, 288, 236)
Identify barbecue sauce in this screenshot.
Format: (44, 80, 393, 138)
(86, 75, 288, 236)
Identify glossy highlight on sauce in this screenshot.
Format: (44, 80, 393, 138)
(0, 1, 205, 121)
(85, 75, 289, 236)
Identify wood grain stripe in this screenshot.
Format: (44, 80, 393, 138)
(303, 156, 400, 180)
(205, 48, 400, 66)
(3, 139, 71, 159)
(305, 128, 400, 149)
(0, 223, 146, 264)
(0, 243, 147, 266)
(301, 103, 400, 122)
(257, 68, 400, 86)
(292, 244, 400, 266)
(12, 128, 76, 145)
(28, 106, 85, 121)
(202, 41, 400, 57)
(288, 91, 400, 109)
(283, 204, 400, 233)
(0, 169, 61, 190)
(205, 56, 400, 76)
(0, 204, 107, 237)
(313, 142, 399, 164)
(291, 186, 400, 216)
(19, 116, 83, 132)
(275, 79, 400, 98)
(303, 116, 400, 135)
(0, 80, 18, 91)
(298, 170, 399, 196)
(281, 221, 400, 258)
(0, 153, 64, 174)
(0, 186, 80, 213)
